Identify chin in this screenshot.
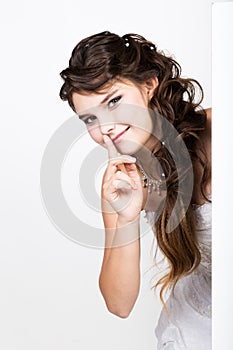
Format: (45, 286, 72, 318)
(115, 139, 143, 155)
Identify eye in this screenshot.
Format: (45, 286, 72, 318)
(108, 95, 122, 108)
(83, 115, 97, 125)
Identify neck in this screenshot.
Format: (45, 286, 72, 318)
(133, 146, 162, 179)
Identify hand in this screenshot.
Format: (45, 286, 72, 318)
(102, 135, 143, 223)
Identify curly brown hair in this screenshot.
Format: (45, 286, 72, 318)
(59, 31, 211, 305)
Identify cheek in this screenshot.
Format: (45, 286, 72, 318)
(88, 128, 103, 144)
(140, 116, 153, 135)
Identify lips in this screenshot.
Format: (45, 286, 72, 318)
(112, 126, 130, 143)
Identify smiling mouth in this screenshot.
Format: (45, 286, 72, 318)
(112, 126, 130, 143)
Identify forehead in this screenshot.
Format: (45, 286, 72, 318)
(72, 79, 139, 113)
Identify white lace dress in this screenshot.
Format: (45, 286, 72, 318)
(145, 197, 211, 349)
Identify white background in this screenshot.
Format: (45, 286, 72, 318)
(0, 0, 232, 349)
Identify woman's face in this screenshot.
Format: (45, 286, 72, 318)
(72, 79, 158, 155)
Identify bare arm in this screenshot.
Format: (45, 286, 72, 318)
(99, 199, 141, 318)
(98, 135, 143, 318)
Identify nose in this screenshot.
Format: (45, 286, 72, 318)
(99, 121, 116, 135)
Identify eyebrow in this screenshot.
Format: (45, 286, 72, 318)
(100, 89, 118, 105)
(78, 89, 119, 119)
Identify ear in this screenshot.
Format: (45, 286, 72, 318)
(143, 76, 159, 100)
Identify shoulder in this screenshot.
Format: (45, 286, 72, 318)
(200, 107, 212, 193)
(205, 108, 212, 124)
(200, 107, 211, 149)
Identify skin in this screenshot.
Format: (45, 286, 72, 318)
(72, 77, 165, 213)
(72, 78, 212, 317)
(73, 78, 211, 210)
(72, 79, 159, 155)
(192, 107, 212, 205)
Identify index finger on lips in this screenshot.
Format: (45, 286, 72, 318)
(103, 134, 127, 174)
(103, 135, 120, 160)
(103, 135, 136, 176)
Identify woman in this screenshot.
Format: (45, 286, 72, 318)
(59, 31, 211, 349)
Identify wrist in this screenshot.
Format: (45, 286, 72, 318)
(114, 215, 140, 247)
(117, 214, 140, 227)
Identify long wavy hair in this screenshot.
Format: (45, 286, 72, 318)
(59, 31, 211, 305)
